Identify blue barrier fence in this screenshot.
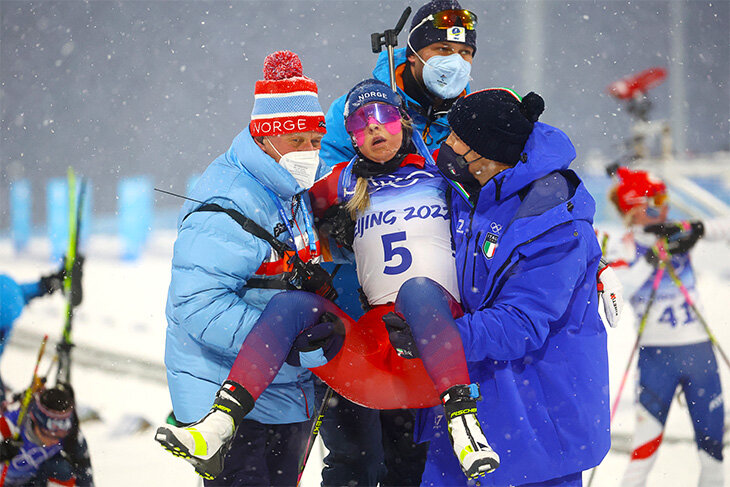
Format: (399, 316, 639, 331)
(4, 170, 729, 260)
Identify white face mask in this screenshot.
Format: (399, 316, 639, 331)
(419, 53, 472, 99)
(407, 16, 473, 100)
(267, 139, 321, 190)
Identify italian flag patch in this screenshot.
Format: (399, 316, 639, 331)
(482, 233, 498, 259)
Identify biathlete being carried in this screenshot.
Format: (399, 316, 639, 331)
(156, 78, 501, 482)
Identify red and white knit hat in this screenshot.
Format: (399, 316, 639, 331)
(249, 51, 326, 138)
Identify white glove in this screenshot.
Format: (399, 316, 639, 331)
(597, 258, 624, 328)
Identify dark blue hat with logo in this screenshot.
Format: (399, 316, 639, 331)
(407, 0, 478, 56)
(344, 79, 403, 120)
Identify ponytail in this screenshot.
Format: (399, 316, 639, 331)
(346, 177, 371, 218)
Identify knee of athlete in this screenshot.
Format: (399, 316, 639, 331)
(398, 277, 441, 303)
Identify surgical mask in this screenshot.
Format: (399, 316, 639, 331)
(435, 142, 479, 185)
(419, 53, 472, 99)
(268, 139, 321, 189)
(407, 18, 472, 100)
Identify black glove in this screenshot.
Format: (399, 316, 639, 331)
(643, 221, 704, 262)
(40, 255, 84, 306)
(296, 261, 337, 301)
(286, 312, 345, 367)
(382, 311, 419, 359)
(318, 204, 355, 252)
(0, 437, 23, 462)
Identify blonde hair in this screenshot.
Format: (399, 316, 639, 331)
(345, 117, 413, 219)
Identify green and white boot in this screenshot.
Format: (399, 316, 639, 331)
(441, 384, 500, 479)
(155, 380, 254, 480)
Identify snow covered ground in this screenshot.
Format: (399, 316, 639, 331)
(2, 228, 730, 486)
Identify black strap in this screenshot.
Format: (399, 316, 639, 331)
(184, 203, 337, 300)
(245, 277, 298, 291)
(188, 203, 292, 257)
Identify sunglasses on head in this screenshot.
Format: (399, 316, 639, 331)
(345, 104, 402, 146)
(429, 9, 478, 30)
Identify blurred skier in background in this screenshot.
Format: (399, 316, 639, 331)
(607, 167, 726, 487)
(161, 50, 331, 486)
(0, 259, 82, 400)
(0, 385, 92, 486)
(317, 1, 480, 484)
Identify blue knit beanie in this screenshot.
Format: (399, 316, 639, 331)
(344, 79, 403, 120)
(447, 88, 545, 166)
(407, 0, 477, 56)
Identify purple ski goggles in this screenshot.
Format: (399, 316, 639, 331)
(345, 104, 402, 145)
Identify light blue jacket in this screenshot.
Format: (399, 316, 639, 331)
(320, 48, 468, 168)
(0, 275, 44, 356)
(165, 127, 330, 424)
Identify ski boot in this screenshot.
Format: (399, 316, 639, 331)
(441, 383, 500, 479)
(155, 380, 254, 480)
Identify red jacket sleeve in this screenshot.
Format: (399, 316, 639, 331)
(309, 161, 348, 219)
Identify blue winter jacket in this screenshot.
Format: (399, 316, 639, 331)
(165, 127, 330, 425)
(319, 47, 468, 168)
(0, 275, 44, 356)
(417, 123, 611, 486)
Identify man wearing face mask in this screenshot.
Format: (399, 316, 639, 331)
(402, 88, 610, 486)
(321, 0, 477, 168)
(312, 3, 477, 484)
(162, 50, 331, 485)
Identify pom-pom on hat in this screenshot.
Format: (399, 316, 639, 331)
(613, 167, 667, 214)
(407, 0, 477, 56)
(344, 79, 403, 120)
(250, 50, 326, 138)
(447, 88, 544, 166)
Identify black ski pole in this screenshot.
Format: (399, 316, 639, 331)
(296, 386, 335, 487)
(56, 170, 87, 386)
(371, 7, 411, 91)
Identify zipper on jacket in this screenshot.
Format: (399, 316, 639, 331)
(471, 231, 482, 291)
(298, 384, 310, 418)
(460, 194, 480, 299)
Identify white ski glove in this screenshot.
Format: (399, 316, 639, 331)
(597, 258, 624, 328)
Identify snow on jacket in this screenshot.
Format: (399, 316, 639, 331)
(165, 127, 330, 425)
(417, 122, 611, 486)
(319, 47, 469, 168)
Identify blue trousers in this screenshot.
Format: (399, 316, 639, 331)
(638, 341, 724, 460)
(204, 419, 309, 487)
